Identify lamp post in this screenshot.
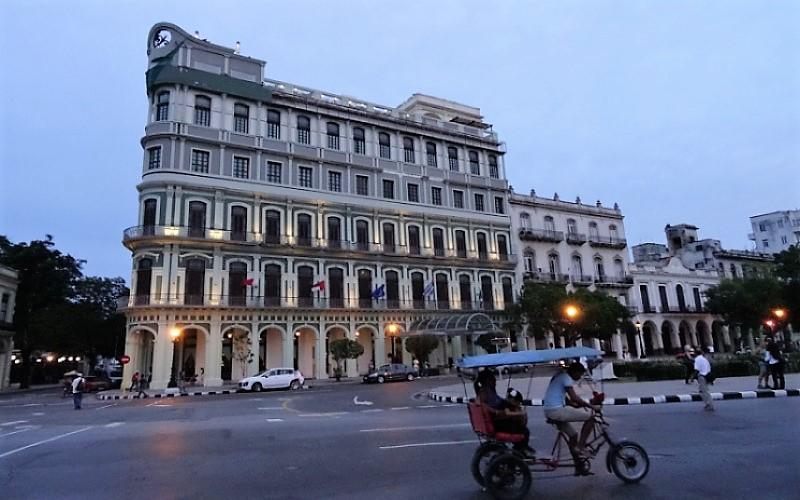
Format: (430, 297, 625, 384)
(563, 304, 580, 347)
(169, 327, 181, 387)
(635, 321, 645, 359)
(387, 323, 400, 362)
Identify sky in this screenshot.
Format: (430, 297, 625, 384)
(1, 0, 798, 281)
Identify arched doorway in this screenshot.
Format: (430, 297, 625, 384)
(326, 326, 347, 377)
(355, 326, 376, 375)
(661, 321, 676, 355)
(643, 321, 659, 356)
(294, 327, 316, 378)
(696, 321, 711, 351)
(678, 320, 693, 349)
(259, 327, 284, 371)
(222, 326, 251, 382)
(173, 328, 206, 383)
(712, 321, 728, 353)
(133, 328, 156, 381)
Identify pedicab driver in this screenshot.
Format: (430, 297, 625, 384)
(543, 362, 595, 474)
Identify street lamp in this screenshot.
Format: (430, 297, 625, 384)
(170, 327, 182, 342)
(635, 321, 646, 359)
(563, 305, 580, 347)
(387, 323, 399, 335)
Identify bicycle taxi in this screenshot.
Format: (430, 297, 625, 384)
(458, 346, 649, 500)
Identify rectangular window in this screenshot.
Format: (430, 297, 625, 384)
(383, 179, 395, 200)
(298, 166, 313, 188)
(328, 171, 342, 192)
(266, 161, 282, 183)
(379, 133, 391, 159)
(489, 156, 499, 178)
(762, 239, 769, 248)
(232, 156, 249, 179)
(156, 92, 169, 121)
(781, 235, 788, 244)
(191, 150, 209, 173)
(777, 219, 784, 228)
(148, 147, 161, 170)
(759, 223, 766, 231)
(494, 196, 505, 214)
(194, 96, 211, 127)
(474, 194, 484, 212)
(453, 190, 464, 209)
(431, 187, 442, 206)
(267, 110, 281, 139)
(403, 138, 415, 163)
(469, 151, 480, 175)
(407, 183, 419, 202)
(233, 104, 249, 134)
(448, 147, 459, 171)
(426, 142, 438, 167)
(356, 175, 369, 196)
(353, 128, 366, 155)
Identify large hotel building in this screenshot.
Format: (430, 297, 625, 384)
(121, 23, 516, 389)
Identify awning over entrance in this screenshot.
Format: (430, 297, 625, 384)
(404, 313, 504, 337)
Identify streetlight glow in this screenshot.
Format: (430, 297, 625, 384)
(773, 308, 786, 319)
(170, 327, 181, 340)
(764, 320, 775, 328)
(387, 323, 399, 334)
(564, 305, 579, 320)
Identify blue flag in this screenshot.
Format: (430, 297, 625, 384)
(423, 282, 435, 297)
(371, 284, 386, 300)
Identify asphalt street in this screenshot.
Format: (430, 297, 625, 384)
(1, 379, 798, 500)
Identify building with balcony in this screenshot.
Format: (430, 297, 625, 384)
(0, 265, 18, 390)
(120, 23, 516, 389)
(509, 190, 632, 355)
(748, 209, 800, 254)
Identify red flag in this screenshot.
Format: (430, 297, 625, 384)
(311, 280, 325, 292)
(242, 278, 254, 287)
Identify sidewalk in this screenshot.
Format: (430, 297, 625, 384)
(0, 383, 62, 398)
(428, 373, 800, 406)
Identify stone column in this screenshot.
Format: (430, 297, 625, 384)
(121, 329, 137, 392)
(151, 323, 174, 390)
(345, 328, 358, 378)
(282, 330, 294, 369)
(204, 317, 223, 387)
(247, 322, 259, 377)
(315, 330, 327, 380)
(374, 330, 386, 370)
(612, 332, 624, 360)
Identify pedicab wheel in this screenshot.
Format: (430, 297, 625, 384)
(470, 442, 506, 487)
(608, 440, 649, 483)
(485, 454, 532, 500)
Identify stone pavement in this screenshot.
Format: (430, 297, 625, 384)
(428, 373, 800, 405)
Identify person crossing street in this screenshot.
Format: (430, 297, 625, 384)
(693, 348, 714, 412)
(71, 373, 85, 410)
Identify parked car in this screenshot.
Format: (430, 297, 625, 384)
(83, 375, 113, 393)
(363, 363, 415, 384)
(239, 368, 304, 392)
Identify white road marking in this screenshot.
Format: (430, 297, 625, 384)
(0, 426, 93, 459)
(0, 428, 33, 438)
(257, 407, 285, 410)
(361, 409, 383, 413)
(95, 404, 116, 410)
(379, 439, 478, 450)
(361, 423, 470, 433)
(266, 418, 284, 422)
(441, 404, 458, 407)
(390, 407, 410, 411)
(353, 396, 373, 406)
(0, 421, 28, 427)
(31, 412, 45, 416)
(298, 412, 348, 417)
(416, 405, 437, 409)
(105, 422, 124, 428)
(146, 402, 172, 407)
(22, 403, 43, 407)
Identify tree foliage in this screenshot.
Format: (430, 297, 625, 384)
(329, 338, 364, 379)
(404, 334, 439, 362)
(705, 278, 784, 334)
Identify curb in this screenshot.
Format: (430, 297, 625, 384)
(428, 388, 800, 406)
(97, 385, 313, 401)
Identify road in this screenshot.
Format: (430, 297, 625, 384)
(0, 378, 798, 499)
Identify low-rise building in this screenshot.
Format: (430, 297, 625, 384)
(748, 210, 800, 254)
(0, 265, 19, 390)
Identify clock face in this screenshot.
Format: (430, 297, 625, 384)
(152, 29, 171, 49)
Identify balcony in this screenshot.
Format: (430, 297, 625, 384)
(518, 228, 564, 243)
(588, 235, 627, 249)
(661, 305, 707, 314)
(570, 274, 594, 286)
(566, 232, 587, 245)
(523, 271, 569, 284)
(594, 275, 634, 287)
(123, 226, 516, 266)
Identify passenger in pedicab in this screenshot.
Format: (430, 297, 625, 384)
(474, 369, 536, 458)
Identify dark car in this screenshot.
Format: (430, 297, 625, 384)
(363, 363, 415, 384)
(83, 376, 112, 392)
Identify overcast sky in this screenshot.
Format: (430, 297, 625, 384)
(1, 0, 798, 280)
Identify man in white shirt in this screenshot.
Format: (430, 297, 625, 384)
(693, 349, 714, 411)
(71, 373, 85, 410)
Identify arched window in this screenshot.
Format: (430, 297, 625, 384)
(432, 228, 445, 257)
(435, 273, 450, 310)
(188, 201, 206, 238)
(589, 222, 599, 240)
(378, 132, 391, 159)
(194, 96, 211, 126)
(459, 275, 472, 309)
(264, 264, 281, 306)
(730, 263, 738, 278)
(156, 91, 170, 121)
(502, 277, 513, 308)
(184, 258, 206, 305)
(403, 137, 415, 163)
(594, 256, 605, 281)
(426, 142, 438, 167)
(548, 253, 561, 280)
(230, 206, 247, 242)
(455, 230, 467, 258)
(382, 223, 396, 254)
(544, 216, 555, 232)
(353, 127, 366, 155)
(296, 214, 312, 247)
(488, 155, 499, 178)
(571, 255, 583, 280)
(614, 258, 625, 279)
(497, 235, 508, 261)
(296, 115, 310, 144)
(476, 233, 488, 260)
(609, 224, 619, 240)
(469, 151, 480, 175)
(480, 276, 494, 311)
(143, 199, 157, 235)
(411, 272, 425, 308)
(135, 258, 153, 305)
(356, 220, 369, 251)
(326, 122, 340, 150)
(329, 268, 344, 308)
(228, 262, 248, 306)
(385, 270, 400, 308)
(447, 146, 459, 171)
(297, 266, 314, 306)
(267, 110, 280, 139)
(234, 103, 249, 134)
(520, 212, 530, 229)
(358, 269, 373, 308)
(524, 249, 535, 273)
(407, 225, 421, 255)
(327, 217, 342, 249)
(264, 210, 281, 244)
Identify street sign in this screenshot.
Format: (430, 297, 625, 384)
(120, 355, 131, 365)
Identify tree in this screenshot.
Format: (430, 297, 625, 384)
(705, 277, 783, 344)
(329, 338, 364, 381)
(404, 335, 440, 364)
(773, 245, 799, 334)
(563, 289, 632, 347)
(231, 331, 254, 380)
(505, 282, 567, 341)
(0, 235, 83, 388)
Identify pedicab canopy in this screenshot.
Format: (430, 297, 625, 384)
(458, 346, 603, 369)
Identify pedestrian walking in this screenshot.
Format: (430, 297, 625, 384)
(130, 371, 140, 392)
(693, 348, 714, 412)
(682, 346, 695, 384)
(136, 372, 149, 398)
(71, 373, 85, 410)
(767, 339, 785, 390)
(756, 340, 770, 389)
(412, 358, 420, 376)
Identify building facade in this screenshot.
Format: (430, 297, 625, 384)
(748, 210, 800, 254)
(0, 265, 19, 390)
(121, 23, 516, 389)
(508, 190, 633, 355)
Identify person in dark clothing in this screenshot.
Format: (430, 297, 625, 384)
(474, 370, 534, 458)
(767, 340, 786, 390)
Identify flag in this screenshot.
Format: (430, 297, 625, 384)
(312, 280, 325, 292)
(241, 278, 254, 287)
(371, 284, 385, 300)
(423, 282, 435, 297)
